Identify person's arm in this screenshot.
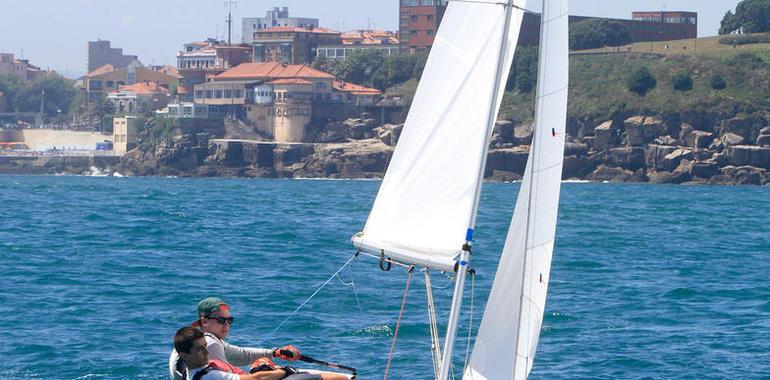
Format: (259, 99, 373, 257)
(238, 370, 286, 380)
(221, 340, 273, 366)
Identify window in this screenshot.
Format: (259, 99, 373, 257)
(224, 89, 232, 98)
(411, 15, 417, 22)
(205, 90, 214, 98)
(214, 90, 223, 98)
(195, 90, 203, 99)
(427, 15, 434, 21)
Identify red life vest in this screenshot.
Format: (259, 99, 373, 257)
(192, 359, 245, 380)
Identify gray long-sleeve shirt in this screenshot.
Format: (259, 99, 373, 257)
(204, 332, 273, 366)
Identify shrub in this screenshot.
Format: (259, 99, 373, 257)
(570, 19, 632, 50)
(671, 73, 693, 91)
(718, 32, 770, 45)
(626, 67, 657, 96)
(710, 74, 727, 90)
(727, 52, 766, 68)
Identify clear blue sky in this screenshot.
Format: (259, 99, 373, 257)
(0, 0, 742, 78)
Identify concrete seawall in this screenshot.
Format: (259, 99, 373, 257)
(0, 155, 121, 175)
(0, 129, 113, 151)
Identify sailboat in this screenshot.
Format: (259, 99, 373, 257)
(349, 0, 569, 378)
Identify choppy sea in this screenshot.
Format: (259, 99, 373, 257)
(0, 175, 768, 379)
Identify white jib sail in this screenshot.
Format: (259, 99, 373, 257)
(352, 0, 526, 272)
(464, 0, 568, 378)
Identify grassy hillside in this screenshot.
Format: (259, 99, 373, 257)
(389, 34, 770, 125)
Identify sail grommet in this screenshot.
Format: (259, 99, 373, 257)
(379, 250, 392, 271)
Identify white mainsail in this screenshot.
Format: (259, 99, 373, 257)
(352, 0, 526, 272)
(464, 0, 569, 378)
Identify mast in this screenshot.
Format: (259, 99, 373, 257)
(438, 1, 516, 379)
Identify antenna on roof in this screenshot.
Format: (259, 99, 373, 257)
(224, 0, 238, 46)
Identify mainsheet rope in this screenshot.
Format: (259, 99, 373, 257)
(257, 252, 359, 346)
(383, 265, 416, 380)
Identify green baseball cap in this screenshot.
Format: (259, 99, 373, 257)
(197, 297, 229, 318)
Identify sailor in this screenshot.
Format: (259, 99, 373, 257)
(169, 297, 296, 380)
(174, 326, 287, 380)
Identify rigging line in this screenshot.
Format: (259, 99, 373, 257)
(384, 265, 415, 380)
(257, 253, 358, 346)
(349, 261, 364, 313)
(334, 268, 363, 313)
(425, 270, 442, 380)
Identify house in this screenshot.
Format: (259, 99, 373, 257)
(252, 26, 341, 64)
(242, 7, 319, 44)
(87, 40, 139, 72)
(107, 81, 170, 115)
(0, 53, 45, 82)
(183, 62, 380, 143)
(83, 61, 179, 103)
(176, 39, 252, 102)
(317, 30, 400, 60)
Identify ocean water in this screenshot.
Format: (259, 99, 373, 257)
(0, 175, 768, 379)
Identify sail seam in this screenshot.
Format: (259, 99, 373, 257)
(542, 11, 569, 24)
(532, 161, 562, 175)
(536, 84, 568, 100)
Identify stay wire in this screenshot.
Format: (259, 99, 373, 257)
(257, 252, 358, 346)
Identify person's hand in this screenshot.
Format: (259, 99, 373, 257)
(250, 357, 278, 373)
(273, 345, 301, 361)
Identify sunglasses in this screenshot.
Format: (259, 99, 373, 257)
(206, 316, 235, 325)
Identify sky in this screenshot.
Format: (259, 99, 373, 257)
(0, 0, 743, 78)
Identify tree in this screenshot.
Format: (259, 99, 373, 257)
(671, 73, 693, 91)
(719, 0, 770, 34)
(0, 74, 25, 112)
(626, 67, 656, 96)
(508, 47, 538, 93)
(12, 74, 76, 116)
(570, 19, 632, 50)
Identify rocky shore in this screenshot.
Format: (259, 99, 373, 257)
(5, 112, 768, 186)
(107, 111, 770, 186)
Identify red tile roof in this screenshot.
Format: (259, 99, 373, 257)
(333, 80, 382, 95)
(214, 62, 334, 80)
(341, 30, 399, 45)
(256, 26, 341, 35)
(268, 78, 313, 85)
(156, 65, 180, 78)
(86, 64, 116, 77)
(113, 81, 170, 95)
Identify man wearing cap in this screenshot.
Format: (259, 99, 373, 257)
(169, 297, 302, 380)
